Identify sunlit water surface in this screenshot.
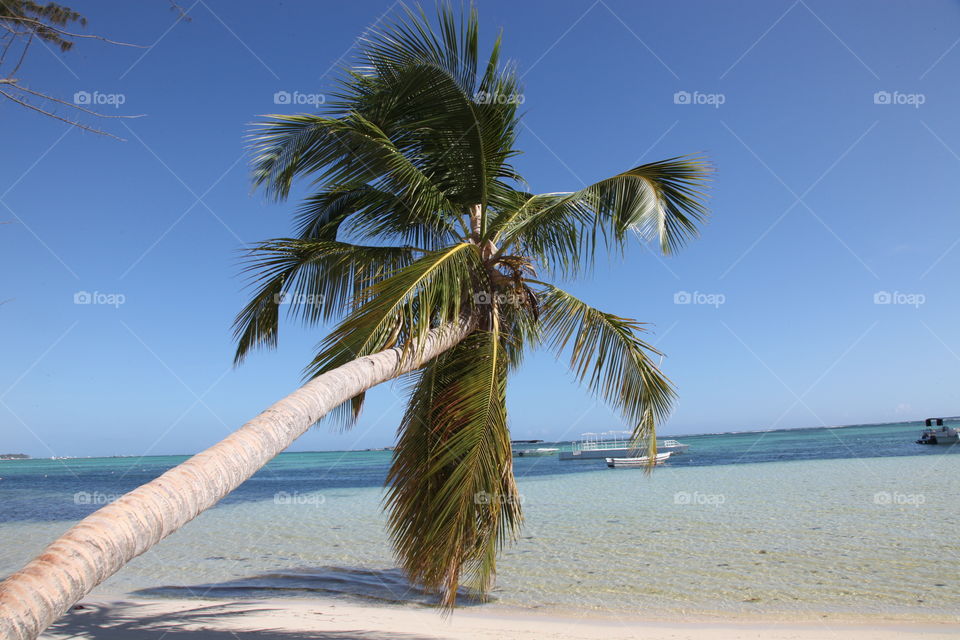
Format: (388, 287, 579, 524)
(1, 421, 958, 620)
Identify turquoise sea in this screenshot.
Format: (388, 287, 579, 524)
(1, 421, 959, 620)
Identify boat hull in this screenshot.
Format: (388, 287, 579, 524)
(606, 452, 672, 468)
(915, 426, 960, 445)
(916, 436, 959, 445)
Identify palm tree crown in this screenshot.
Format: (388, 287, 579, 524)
(235, 3, 710, 607)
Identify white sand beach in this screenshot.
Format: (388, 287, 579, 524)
(39, 597, 960, 640)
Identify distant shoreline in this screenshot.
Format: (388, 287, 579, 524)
(8, 418, 945, 460)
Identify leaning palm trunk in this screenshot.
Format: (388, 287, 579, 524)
(0, 319, 475, 640)
(0, 4, 712, 636)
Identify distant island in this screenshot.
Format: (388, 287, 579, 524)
(0, 453, 29, 460)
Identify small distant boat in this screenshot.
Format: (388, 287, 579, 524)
(605, 452, 672, 468)
(660, 439, 690, 454)
(511, 439, 558, 457)
(514, 447, 559, 457)
(559, 431, 691, 460)
(916, 418, 960, 445)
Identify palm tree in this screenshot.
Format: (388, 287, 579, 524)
(0, 4, 709, 638)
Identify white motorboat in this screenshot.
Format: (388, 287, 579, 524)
(559, 431, 690, 460)
(605, 452, 672, 468)
(660, 439, 690, 454)
(916, 418, 960, 445)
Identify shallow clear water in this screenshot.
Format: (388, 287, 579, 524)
(1, 421, 958, 619)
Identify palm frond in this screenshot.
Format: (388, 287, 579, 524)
(538, 285, 675, 453)
(337, 3, 524, 221)
(232, 239, 416, 364)
(490, 156, 711, 274)
(295, 184, 458, 250)
(326, 390, 367, 431)
(386, 323, 520, 607)
(250, 114, 458, 233)
(293, 186, 370, 241)
(304, 242, 485, 378)
(251, 3, 524, 243)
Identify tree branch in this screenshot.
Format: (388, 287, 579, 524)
(0, 16, 144, 47)
(8, 82, 145, 119)
(0, 89, 126, 140)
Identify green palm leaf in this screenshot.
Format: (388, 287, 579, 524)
(305, 242, 484, 378)
(232, 239, 416, 364)
(491, 156, 711, 274)
(387, 323, 520, 607)
(295, 184, 458, 250)
(250, 114, 462, 242)
(538, 284, 675, 454)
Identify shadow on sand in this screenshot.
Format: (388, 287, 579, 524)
(133, 566, 487, 606)
(41, 567, 486, 639)
(42, 600, 434, 640)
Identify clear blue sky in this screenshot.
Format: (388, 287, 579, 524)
(3, 0, 959, 457)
